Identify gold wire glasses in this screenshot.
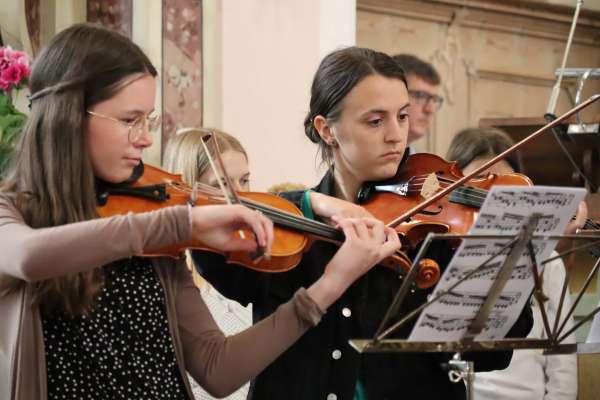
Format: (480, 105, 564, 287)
(86, 110, 162, 143)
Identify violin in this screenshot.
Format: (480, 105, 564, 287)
(359, 153, 532, 251)
(96, 164, 441, 288)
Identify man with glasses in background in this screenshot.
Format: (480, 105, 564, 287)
(393, 54, 443, 147)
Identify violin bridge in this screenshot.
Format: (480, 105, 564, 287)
(420, 173, 441, 199)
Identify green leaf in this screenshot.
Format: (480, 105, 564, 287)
(0, 94, 27, 177)
(0, 144, 13, 178)
(0, 113, 25, 145)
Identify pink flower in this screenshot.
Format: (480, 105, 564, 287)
(1, 47, 12, 61)
(17, 62, 30, 81)
(1, 64, 24, 86)
(0, 46, 31, 93)
(10, 50, 25, 61)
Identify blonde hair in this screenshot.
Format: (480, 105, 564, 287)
(268, 182, 308, 193)
(162, 128, 247, 289)
(162, 128, 247, 186)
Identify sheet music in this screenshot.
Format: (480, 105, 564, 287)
(408, 186, 586, 342)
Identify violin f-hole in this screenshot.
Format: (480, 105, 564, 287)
(417, 205, 444, 216)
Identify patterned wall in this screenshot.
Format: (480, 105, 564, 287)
(84, 0, 203, 157)
(87, 0, 133, 38)
(161, 0, 203, 152)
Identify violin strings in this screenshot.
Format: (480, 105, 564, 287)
(406, 180, 488, 205)
(240, 197, 343, 241)
(182, 181, 344, 240)
(409, 174, 490, 194)
(407, 175, 489, 199)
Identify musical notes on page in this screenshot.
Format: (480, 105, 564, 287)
(419, 312, 509, 336)
(408, 186, 586, 342)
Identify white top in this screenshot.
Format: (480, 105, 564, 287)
(189, 283, 253, 400)
(586, 296, 600, 343)
(474, 257, 577, 400)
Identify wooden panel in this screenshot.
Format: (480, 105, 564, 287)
(357, 0, 600, 157)
(578, 354, 600, 400)
(358, 0, 600, 44)
(478, 117, 600, 187)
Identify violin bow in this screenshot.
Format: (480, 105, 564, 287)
(199, 132, 267, 260)
(386, 94, 600, 229)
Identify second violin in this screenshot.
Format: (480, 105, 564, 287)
(358, 153, 532, 251)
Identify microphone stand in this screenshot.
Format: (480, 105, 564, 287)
(542, 0, 598, 191)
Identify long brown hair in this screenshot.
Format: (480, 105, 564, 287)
(0, 23, 157, 316)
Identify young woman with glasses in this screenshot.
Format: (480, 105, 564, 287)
(0, 25, 400, 400)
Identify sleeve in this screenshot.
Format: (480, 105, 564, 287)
(276, 190, 304, 208)
(542, 260, 578, 400)
(173, 262, 324, 398)
(0, 198, 191, 282)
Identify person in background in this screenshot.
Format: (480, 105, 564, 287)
(447, 127, 580, 400)
(163, 128, 253, 400)
(393, 54, 443, 146)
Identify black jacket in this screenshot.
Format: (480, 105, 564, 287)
(193, 169, 533, 400)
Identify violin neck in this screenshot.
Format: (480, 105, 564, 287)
(583, 218, 600, 231)
(448, 185, 486, 209)
(239, 198, 345, 243)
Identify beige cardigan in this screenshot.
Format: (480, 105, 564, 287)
(0, 198, 323, 400)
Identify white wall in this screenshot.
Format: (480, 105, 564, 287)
(205, 0, 356, 191)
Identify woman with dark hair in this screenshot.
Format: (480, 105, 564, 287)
(446, 127, 523, 175)
(0, 25, 400, 400)
(195, 46, 533, 400)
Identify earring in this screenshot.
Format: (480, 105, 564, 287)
(328, 139, 338, 148)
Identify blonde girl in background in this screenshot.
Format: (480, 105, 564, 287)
(163, 128, 254, 400)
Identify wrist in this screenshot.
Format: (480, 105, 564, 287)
(306, 251, 354, 310)
(306, 274, 347, 311)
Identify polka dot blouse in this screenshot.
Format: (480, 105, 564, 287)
(42, 258, 189, 399)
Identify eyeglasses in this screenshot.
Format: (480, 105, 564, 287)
(408, 90, 444, 110)
(86, 110, 162, 143)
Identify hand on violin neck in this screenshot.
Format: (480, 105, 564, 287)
(310, 192, 373, 224)
(306, 216, 400, 310)
(565, 201, 588, 234)
(190, 204, 273, 254)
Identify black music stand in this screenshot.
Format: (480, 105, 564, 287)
(349, 214, 600, 399)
